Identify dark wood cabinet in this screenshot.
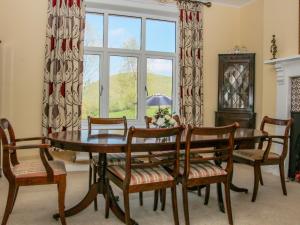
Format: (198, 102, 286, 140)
(215, 54, 256, 129)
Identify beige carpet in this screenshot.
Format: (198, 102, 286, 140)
(1, 164, 300, 225)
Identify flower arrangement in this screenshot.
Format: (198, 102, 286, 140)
(152, 107, 177, 128)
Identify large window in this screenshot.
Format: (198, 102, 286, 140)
(83, 10, 177, 124)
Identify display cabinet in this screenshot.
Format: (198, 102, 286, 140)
(215, 53, 256, 128)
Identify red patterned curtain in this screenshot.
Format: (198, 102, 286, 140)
(178, 1, 204, 126)
(42, 0, 85, 135)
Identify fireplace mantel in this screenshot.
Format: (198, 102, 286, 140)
(264, 55, 300, 176)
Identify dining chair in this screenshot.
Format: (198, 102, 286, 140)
(0, 118, 67, 225)
(87, 116, 143, 211)
(233, 116, 293, 202)
(180, 123, 239, 225)
(145, 115, 210, 211)
(106, 126, 184, 225)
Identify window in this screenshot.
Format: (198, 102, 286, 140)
(83, 10, 177, 124)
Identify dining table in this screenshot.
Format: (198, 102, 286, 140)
(48, 127, 266, 225)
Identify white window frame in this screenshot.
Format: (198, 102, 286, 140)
(82, 5, 179, 128)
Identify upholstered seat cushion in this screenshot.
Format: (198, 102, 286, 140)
(107, 165, 174, 185)
(12, 160, 66, 178)
(93, 153, 126, 166)
(233, 149, 280, 162)
(179, 162, 227, 179)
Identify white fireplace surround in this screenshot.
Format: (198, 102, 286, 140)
(265, 55, 300, 176)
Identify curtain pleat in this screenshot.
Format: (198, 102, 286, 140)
(178, 1, 204, 126)
(42, 0, 85, 135)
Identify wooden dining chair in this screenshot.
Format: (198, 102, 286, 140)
(144, 115, 210, 210)
(87, 116, 143, 211)
(106, 126, 184, 225)
(0, 118, 67, 225)
(233, 116, 293, 202)
(180, 123, 239, 225)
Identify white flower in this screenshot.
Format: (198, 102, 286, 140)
(164, 115, 171, 120)
(156, 117, 165, 126)
(169, 118, 176, 125)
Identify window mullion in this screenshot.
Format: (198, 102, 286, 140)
(101, 12, 109, 117)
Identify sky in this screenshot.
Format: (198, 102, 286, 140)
(84, 13, 175, 81)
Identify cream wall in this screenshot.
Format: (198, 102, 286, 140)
(262, 0, 298, 118)
(0, 0, 298, 156)
(239, 0, 298, 127)
(0, 0, 48, 138)
(203, 4, 240, 126)
(240, 0, 264, 127)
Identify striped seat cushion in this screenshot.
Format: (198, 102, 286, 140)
(108, 165, 174, 185)
(93, 153, 126, 166)
(233, 149, 280, 162)
(12, 160, 66, 178)
(179, 162, 227, 179)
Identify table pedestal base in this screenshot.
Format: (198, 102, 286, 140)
(53, 153, 138, 225)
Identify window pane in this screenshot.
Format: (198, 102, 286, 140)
(146, 19, 176, 53)
(109, 56, 138, 119)
(108, 15, 141, 50)
(85, 13, 103, 47)
(82, 55, 100, 119)
(146, 58, 173, 116)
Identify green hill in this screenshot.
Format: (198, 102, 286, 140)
(82, 73, 172, 119)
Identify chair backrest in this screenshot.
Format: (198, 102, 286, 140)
(123, 126, 184, 188)
(144, 115, 181, 128)
(183, 123, 239, 178)
(0, 118, 19, 178)
(88, 116, 128, 134)
(259, 116, 293, 160)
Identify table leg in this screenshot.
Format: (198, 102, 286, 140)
(54, 152, 138, 224)
(229, 168, 248, 193)
(106, 181, 138, 225)
(53, 183, 98, 220)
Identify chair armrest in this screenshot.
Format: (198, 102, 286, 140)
(15, 136, 46, 142)
(3, 143, 50, 150)
(3, 143, 54, 181)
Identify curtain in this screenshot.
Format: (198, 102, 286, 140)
(178, 1, 204, 126)
(42, 0, 85, 135)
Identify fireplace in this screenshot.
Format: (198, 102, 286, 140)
(265, 55, 300, 177)
(289, 78, 300, 178)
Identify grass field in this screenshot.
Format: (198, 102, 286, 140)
(82, 73, 172, 119)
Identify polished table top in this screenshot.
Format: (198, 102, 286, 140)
(48, 128, 265, 153)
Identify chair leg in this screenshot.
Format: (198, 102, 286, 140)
(252, 163, 260, 202)
(123, 192, 131, 225)
(1, 182, 17, 225)
(182, 185, 190, 225)
(93, 165, 98, 211)
(139, 192, 143, 206)
(57, 177, 67, 225)
(161, 189, 166, 211)
(204, 184, 210, 205)
(224, 181, 233, 225)
(171, 186, 179, 225)
(197, 186, 202, 196)
(279, 162, 287, 195)
(11, 186, 19, 213)
(258, 166, 264, 186)
(153, 190, 159, 211)
(105, 182, 110, 219)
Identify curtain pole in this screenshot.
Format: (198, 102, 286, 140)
(177, 0, 212, 7)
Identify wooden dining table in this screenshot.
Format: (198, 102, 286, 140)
(48, 128, 266, 225)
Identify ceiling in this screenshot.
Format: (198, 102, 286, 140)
(211, 0, 253, 7)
